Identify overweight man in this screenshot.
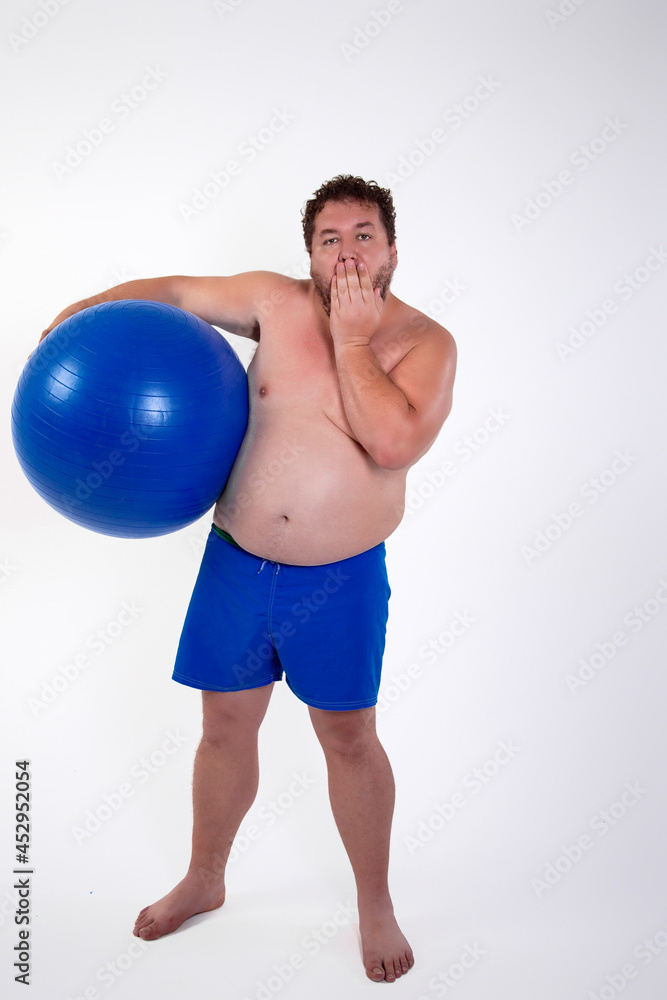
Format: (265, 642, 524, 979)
(41, 175, 457, 983)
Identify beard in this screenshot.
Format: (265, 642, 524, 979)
(311, 256, 396, 315)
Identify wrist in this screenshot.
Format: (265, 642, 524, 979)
(333, 336, 372, 353)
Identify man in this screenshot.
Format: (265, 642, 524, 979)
(40, 175, 457, 983)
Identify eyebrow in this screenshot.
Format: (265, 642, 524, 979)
(318, 221, 377, 236)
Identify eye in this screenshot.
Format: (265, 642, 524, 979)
(323, 237, 338, 245)
(357, 233, 371, 240)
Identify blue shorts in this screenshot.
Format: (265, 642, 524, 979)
(172, 526, 391, 711)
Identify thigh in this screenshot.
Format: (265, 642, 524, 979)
(272, 542, 391, 711)
(308, 703, 377, 753)
(202, 684, 275, 739)
(172, 527, 283, 693)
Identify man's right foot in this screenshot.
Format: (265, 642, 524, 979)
(133, 870, 226, 941)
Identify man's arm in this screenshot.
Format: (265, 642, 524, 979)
(330, 260, 457, 471)
(38, 271, 287, 344)
(334, 329, 456, 470)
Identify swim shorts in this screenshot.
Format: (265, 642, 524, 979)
(172, 525, 391, 711)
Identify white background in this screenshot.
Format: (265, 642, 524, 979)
(2, 0, 667, 998)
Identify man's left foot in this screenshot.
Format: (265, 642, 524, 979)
(359, 904, 414, 983)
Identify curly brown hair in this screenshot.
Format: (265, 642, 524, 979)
(301, 174, 396, 253)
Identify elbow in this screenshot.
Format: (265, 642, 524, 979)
(372, 439, 413, 471)
(370, 406, 421, 470)
(373, 410, 454, 471)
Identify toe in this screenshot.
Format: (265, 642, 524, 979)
(367, 962, 386, 982)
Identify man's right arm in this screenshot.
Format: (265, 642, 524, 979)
(39, 271, 285, 344)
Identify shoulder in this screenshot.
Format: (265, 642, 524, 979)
(401, 300, 455, 350)
(379, 297, 456, 372)
(244, 271, 311, 307)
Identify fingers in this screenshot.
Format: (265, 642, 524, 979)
(335, 260, 370, 303)
(336, 261, 351, 303)
(356, 259, 373, 296)
(330, 270, 339, 311)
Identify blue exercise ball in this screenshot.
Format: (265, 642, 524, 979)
(11, 299, 249, 538)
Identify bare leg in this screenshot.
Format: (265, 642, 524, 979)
(133, 684, 273, 940)
(309, 706, 414, 983)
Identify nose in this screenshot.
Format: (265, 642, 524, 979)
(338, 243, 358, 262)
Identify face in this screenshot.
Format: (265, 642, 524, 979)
(309, 199, 397, 314)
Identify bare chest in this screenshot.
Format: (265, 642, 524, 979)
(247, 307, 413, 431)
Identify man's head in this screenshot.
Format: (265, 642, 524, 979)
(302, 175, 396, 253)
(303, 175, 398, 314)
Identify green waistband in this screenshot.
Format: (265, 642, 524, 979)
(212, 524, 243, 549)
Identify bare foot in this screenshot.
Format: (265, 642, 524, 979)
(359, 902, 415, 983)
(133, 869, 226, 941)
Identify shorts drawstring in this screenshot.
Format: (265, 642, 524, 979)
(257, 560, 281, 574)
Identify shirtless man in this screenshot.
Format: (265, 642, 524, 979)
(40, 175, 457, 983)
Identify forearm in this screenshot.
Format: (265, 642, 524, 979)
(40, 276, 182, 340)
(334, 342, 414, 469)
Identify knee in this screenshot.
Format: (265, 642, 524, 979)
(201, 687, 271, 744)
(309, 706, 377, 758)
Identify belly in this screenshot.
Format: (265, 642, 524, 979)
(213, 407, 406, 564)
